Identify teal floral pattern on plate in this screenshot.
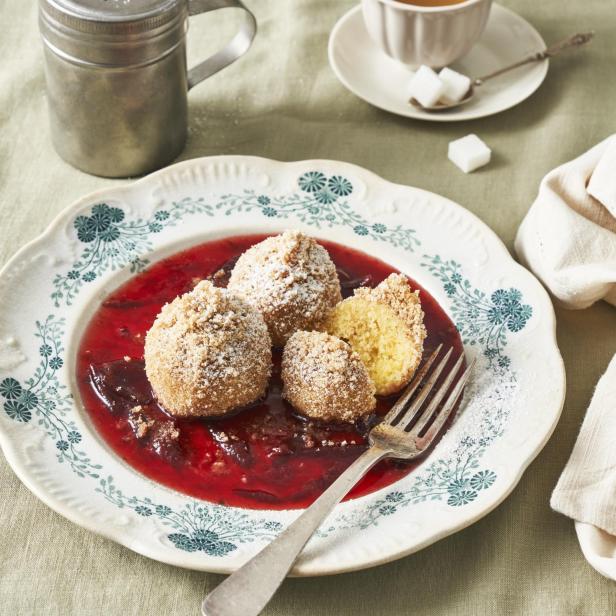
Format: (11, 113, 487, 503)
(1, 168, 535, 556)
(215, 172, 419, 252)
(52, 200, 214, 307)
(321, 468, 499, 534)
(51, 172, 419, 308)
(422, 255, 532, 369)
(98, 477, 281, 556)
(0, 316, 101, 479)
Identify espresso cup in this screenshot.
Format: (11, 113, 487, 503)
(361, 0, 492, 68)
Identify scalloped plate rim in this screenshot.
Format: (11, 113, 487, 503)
(0, 155, 565, 576)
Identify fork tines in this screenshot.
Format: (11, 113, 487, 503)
(383, 345, 475, 446)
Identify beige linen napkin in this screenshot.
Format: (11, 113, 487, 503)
(551, 355, 616, 535)
(516, 137, 616, 577)
(515, 135, 616, 309)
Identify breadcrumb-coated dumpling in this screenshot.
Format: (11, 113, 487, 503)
(325, 274, 426, 396)
(144, 280, 272, 418)
(281, 331, 376, 423)
(228, 231, 342, 346)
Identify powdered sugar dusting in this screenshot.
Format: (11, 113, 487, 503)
(228, 231, 342, 346)
(144, 280, 272, 417)
(282, 330, 376, 423)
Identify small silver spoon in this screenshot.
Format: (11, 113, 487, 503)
(410, 31, 594, 112)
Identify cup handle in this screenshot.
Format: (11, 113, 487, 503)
(186, 0, 257, 90)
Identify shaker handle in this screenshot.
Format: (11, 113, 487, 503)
(186, 0, 257, 90)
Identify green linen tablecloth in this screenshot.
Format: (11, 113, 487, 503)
(1, 0, 615, 614)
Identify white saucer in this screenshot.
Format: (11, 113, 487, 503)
(328, 3, 548, 122)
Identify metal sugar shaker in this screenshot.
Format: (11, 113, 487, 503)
(39, 0, 256, 178)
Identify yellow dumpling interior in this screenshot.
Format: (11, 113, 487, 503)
(326, 298, 419, 396)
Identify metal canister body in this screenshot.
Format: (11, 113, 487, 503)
(39, 0, 256, 178)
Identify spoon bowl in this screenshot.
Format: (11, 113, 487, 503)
(409, 31, 594, 113)
(410, 84, 476, 112)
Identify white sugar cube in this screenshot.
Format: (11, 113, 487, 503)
(438, 67, 472, 104)
(407, 65, 446, 108)
(448, 134, 491, 173)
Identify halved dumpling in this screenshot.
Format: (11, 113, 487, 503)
(325, 274, 426, 396)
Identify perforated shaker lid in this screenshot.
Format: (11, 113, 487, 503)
(39, 0, 188, 65)
(40, 0, 184, 35)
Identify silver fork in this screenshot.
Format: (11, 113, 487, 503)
(202, 345, 474, 616)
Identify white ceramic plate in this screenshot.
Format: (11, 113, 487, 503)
(328, 3, 548, 122)
(0, 156, 564, 575)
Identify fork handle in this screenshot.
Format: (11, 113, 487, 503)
(202, 445, 391, 616)
(474, 31, 594, 85)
